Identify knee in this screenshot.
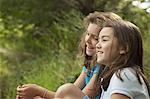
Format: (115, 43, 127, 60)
(55, 83, 75, 98)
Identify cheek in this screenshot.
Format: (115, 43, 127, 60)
(104, 50, 110, 59)
(85, 36, 88, 42)
(109, 47, 120, 62)
(103, 45, 112, 58)
(92, 40, 98, 46)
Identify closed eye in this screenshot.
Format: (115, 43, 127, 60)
(102, 36, 109, 41)
(102, 39, 108, 41)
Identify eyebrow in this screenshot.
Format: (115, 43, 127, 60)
(101, 35, 110, 38)
(86, 31, 98, 36)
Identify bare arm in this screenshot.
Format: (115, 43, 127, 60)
(82, 74, 98, 98)
(74, 71, 86, 89)
(111, 93, 130, 99)
(16, 84, 55, 99)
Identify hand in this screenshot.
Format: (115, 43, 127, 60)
(16, 95, 42, 99)
(16, 94, 33, 99)
(16, 84, 44, 98)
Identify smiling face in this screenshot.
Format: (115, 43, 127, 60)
(85, 23, 101, 56)
(96, 27, 121, 66)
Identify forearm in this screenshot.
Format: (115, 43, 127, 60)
(82, 74, 98, 98)
(35, 87, 55, 99)
(44, 90, 55, 99)
(74, 79, 85, 89)
(74, 71, 86, 89)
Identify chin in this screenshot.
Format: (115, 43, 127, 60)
(86, 52, 94, 56)
(97, 59, 104, 64)
(97, 59, 101, 64)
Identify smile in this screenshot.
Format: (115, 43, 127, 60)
(97, 51, 103, 54)
(87, 47, 94, 49)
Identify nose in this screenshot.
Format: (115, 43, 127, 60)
(86, 35, 92, 44)
(96, 42, 101, 49)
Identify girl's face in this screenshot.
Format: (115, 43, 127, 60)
(96, 27, 120, 66)
(85, 23, 101, 56)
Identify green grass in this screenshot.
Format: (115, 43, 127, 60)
(0, 52, 81, 98)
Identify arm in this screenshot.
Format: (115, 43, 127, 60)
(16, 67, 86, 99)
(82, 73, 98, 98)
(16, 84, 55, 99)
(111, 93, 130, 99)
(74, 70, 86, 89)
(17, 67, 87, 99)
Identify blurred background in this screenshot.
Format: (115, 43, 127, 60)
(0, 0, 150, 98)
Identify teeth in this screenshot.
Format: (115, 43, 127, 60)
(88, 47, 92, 48)
(88, 47, 93, 49)
(97, 51, 103, 54)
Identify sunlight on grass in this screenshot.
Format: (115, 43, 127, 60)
(0, 66, 10, 75)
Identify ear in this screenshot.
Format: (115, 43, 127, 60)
(119, 45, 129, 55)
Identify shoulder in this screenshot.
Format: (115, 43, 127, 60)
(107, 68, 148, 98)
(110, 68, 139, 89)
(112, 68, 137, 82)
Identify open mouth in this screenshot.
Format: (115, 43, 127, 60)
(97, 51, 103, 54)
(87, 47, 94, 49)
(86, 45, 95, 49)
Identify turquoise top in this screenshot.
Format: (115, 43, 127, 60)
(82, 64, 100, 99)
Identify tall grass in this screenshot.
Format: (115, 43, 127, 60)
(0, 52, 82, 98)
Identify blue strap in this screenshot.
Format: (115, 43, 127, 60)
(83, 66, 87, 72)
(93, 64, 100, 74)
(82, 64, 100, 84)
(82, 64, 100, 74)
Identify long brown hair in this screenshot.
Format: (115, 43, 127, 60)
(78, 11, 122, 69)
(95, 20, 150, 96)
